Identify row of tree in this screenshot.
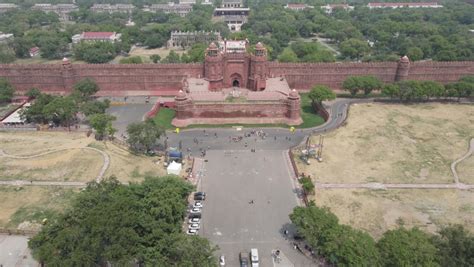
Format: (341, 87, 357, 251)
(339, 75, 474, 101)
(290, 203, 474, 266)
(29, 175, 217, 266)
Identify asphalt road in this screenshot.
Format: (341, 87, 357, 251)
(107, 103, 154, 137)
(0, 235, 37, 266)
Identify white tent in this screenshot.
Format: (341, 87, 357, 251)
(167, 161, 182, 175)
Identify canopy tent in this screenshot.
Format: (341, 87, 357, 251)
(167, 161, 182, 175)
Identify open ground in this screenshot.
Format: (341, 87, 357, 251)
(0, 131, 167, 183)
(296, 103, 474, 237)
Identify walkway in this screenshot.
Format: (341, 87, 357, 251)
(451, 138, 474, 184)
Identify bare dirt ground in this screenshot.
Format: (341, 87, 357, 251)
(298, 103, 474, 184)
(0, 186, 77, 230)
(313, 188, 474, 239)
(0, 131, 167, 183)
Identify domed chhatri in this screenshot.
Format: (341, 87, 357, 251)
(208, 42, 218, 49)
(255, 42, 264, 49)
(400, 55, 410, 63)
(175, 90, 187, 100)
(289, 89, 299, 99)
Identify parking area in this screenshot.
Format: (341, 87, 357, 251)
(106, 103, 154, 137)
(198, 149, 313, 266)
(0, 235, 37, 266)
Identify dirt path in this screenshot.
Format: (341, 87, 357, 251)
(0, 147, 110, 183)
(450, 138, 474, 184)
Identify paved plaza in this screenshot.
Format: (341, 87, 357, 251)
(0, 235, 37, 266)
(198, 150, 314, 266)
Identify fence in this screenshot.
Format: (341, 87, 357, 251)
(0, 227, 39, 236)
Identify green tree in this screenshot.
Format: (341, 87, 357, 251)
(382, 84, 400, 99)
(377, 227, 440, 267)
(43, 96, 78, 127)
(150, 54, 161, 63)
(308, 85, 336, 105)
(289, 204, 339, 249)
(88, 113, 116, 140)
(0, 44, 16, 63)
(119, 56, 143, 64)
(0, 78, 15, 103)
(339, 39, 370, 60)
(25, 88, 42, 99)
(321, 224, 380, 266)
(38, 36, 68, 60)
(126, 119, 165, 153)
(407, 47, 424, 61)
(162, 50, 181, 63)
(80, 99, 110, 116)
(21, 93, 56, 124)
(342, 76, 382, 96)
(433, 225, 474, 267)
(29, 176, 217, 266)
(73, 41, 117, 63)
(11, 37, 32, 58)
(73, 78, 100, 102)
(277, 48, 298, 62)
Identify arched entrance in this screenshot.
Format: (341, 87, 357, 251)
(230, 73, 242, 88)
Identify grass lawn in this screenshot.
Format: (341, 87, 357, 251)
(153, 93, 325, 129)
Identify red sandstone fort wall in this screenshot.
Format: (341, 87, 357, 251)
(268, 61, 474, 90)
(0, 63, 203, 96)
(184, 101, 289, 119)
(0, 61, 473, 95)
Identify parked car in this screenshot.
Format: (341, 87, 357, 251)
(194, 192, 206, 197)
(188, 223, 200, 230)
(219, 255, 225, 266)
(239, 252, 249, 267)
(250, 248, 259, 267)
(186, 229, 198, 235)
(194, 194, 205, 201)
(188, 213, 201, 219)
(193, 201, 203, 208)
(189, 218, 201, 224)
(189, 207, 201, 214)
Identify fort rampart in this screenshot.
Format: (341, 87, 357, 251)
(0, 60, 472, 95)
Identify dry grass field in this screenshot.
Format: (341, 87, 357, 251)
(313, 188, 474, 239)
(0, 186, 77, 230)
(295, 103, 474, 237)
(298, 103, 474, 184)
(0, 131, 167, 183)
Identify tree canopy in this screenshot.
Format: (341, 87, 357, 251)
(0, 78, 15, 103)
(29, 176, 217, 266)
(377, 227, 440, 267)
(308, 85, 336, 104)
(126, 119, 165, 153)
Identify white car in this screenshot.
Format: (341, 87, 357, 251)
(187, 229, 198, 235)
(193, 201, 203, 208)
(188, 218, 201, 224)
(219, 255, 225, 266)
(188, 223, 200, 230)
(190, 207, 201, 214)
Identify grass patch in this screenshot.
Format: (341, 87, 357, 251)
(299, 93, 325, 128)
(153, 108, 176, 130)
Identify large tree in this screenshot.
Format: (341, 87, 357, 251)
(377, 227, 440, 267)
(73, 78, 100, 102)
(126, 119, 165, 153)
(308, 85, 336, 105)
(433, 225, 474, 267)
(88, 113, 116, 140)
(29, 176, 217, 266)
(0, 78, 15, 103)
(342, 76, 382, 96)
(43, 96, 78, 127)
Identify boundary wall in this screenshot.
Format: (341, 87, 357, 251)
(0, 61, 472, 95)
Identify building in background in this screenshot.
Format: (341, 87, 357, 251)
(167, 31, 222, 48)
(284, 3, 314, 11)
(213, 0, 248, 32)
(31, 4, 78, 21)
(320, 4, 354, 14)
(145, 3, 193, 17)
(90, 4, 136, 14)
(367, 2, 443, 9)
(0, 32, 14, 44)
(179, 0, 197, 4)
(0, 3, 18, 13)
(72, 32, 122, 44)
(29, 47, 40, 57)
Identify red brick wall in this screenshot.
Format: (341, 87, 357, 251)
(185, 101, 289, 118)
(0, 61, 473, 95)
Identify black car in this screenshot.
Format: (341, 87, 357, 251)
(239, 252, 249, 267)
(194, 192, 206, 200)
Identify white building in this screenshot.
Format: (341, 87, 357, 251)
(90, 4, 136, 14)
(213, 8, 249, 32)
(367, 2, 443, 9)
(72, 32, 122, 44)
(0, 32, 14, 44)
(146, 3, 193, 17)
(32, 4, 78, 21)
(284, 3, 314, 11)
(321, 4, 354, 14)
(0, 3, 18, 13)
